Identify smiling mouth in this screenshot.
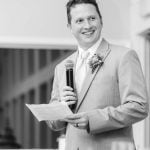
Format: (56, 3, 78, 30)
(82, 30, 95, 36)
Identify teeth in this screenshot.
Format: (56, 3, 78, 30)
(83, 31, 94, 35)
(84, 32, 92, 35)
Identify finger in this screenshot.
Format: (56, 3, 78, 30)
(62, 96, 77, 102)
(65, 115, 81, 120)
(61, 118, 77, 124)
(63, 118, 77, 124)
(61, 91, 77, 99)
(64, 113, 87, 121)
(78, 123, 85, 129)
(70, 112, 88, 120)
(62, 91, 77, 97)
(77, 123, 87, 129)
(63, 86, 73, 91)
(64, 114, 80, 122)
(69, 116, 89, 125)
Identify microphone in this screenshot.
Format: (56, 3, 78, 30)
(65, 60, 74, 89)
(65, 60, 76, 111)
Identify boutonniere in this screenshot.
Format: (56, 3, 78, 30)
(88, 54, 104, 73)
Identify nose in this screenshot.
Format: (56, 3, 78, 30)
(84, 20, 91, 29)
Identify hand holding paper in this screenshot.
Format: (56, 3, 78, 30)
(26, 101, 73, 122)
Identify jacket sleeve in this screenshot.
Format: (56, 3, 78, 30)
(46, 66, 67, 131)
(88, 50, 149, 134)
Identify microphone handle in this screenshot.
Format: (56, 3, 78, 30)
(66, 68, 74, 90)
(66, 68, 76, 111)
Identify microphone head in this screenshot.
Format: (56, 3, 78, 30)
(65, 60, 74, 69)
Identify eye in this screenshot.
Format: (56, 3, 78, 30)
(89, 16, 96, 21)
(76, 18, 84, 24)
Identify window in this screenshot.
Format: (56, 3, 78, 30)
(28, 50, 35, 75)
(51, 50, 61, 62)
(39, 50, 47, 69)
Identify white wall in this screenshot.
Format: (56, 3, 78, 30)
(0, 0, 131, 47)
(130, 0, 150, 149)
(0, 0, 72, 47)
(99, 0, 130, 43)
(0, 0, 70, 38)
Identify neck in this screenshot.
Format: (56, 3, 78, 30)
(78, 37, 102, 51)
(79, 45, 91, 51)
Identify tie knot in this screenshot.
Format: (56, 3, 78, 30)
(81, 51, 90, 60)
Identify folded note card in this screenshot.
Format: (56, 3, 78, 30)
(26, 101, 73, 121)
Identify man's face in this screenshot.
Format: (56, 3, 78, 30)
(68, 4, 102, 50)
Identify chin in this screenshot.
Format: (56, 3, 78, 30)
(84, 40, 96, 46)
(83, 36, 98, 43)
(82, 43, 94, 49)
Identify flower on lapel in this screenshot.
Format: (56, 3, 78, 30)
(88, 54, 104, 73)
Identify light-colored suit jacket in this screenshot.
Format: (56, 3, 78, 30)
(47, 39, 149, 150)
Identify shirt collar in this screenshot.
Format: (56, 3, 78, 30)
(78, 37, 102, 59)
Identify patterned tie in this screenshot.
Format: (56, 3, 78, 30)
(75, 52, 90, 94)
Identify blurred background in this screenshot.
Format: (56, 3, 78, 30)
(0, 0, 150, 149)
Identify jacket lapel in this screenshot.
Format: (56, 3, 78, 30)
(75, 39, 111, 112)
(67, 51, 78, 67)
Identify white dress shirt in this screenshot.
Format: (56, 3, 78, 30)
(75, 37, 102, 94)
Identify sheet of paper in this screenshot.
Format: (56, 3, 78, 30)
(26, 102, 73, 122)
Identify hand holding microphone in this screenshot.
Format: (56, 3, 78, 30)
(61, 86, 77, 105)
(60, 60, 77, 111)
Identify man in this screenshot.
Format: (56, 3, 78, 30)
(47, 0, 149, 149)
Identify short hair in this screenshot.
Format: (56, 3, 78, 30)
(66, 0, 102, 25)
